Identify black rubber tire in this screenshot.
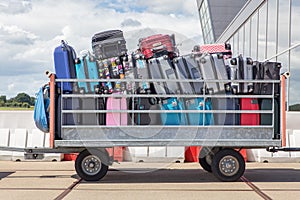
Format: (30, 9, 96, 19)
(199, 147, 213, 172)
(211, 148, 245, 182)
(75, 149, 109, 181)
(199, 156, 212, 172)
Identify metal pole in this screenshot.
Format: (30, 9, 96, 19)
(49, 73, 56, 148)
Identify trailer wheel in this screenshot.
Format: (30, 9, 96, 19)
(211, 148, 245, 182)
(199, 147, 213, 172)
(75, 149, 109, 181)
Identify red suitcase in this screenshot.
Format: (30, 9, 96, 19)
(138, 34, 177, 59)
(193, 43, 232, 59)
(240, 98, 260, 125)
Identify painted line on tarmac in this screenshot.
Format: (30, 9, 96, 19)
(241, 176, 272, 200)
(53, 178, 82, 200)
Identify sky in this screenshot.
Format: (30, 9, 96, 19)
(0, 0, 203, 98)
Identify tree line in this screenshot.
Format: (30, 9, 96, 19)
(0, 93, 35, 108)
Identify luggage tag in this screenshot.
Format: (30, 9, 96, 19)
(198, 100, 205, 110)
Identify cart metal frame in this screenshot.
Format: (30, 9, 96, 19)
(0, 73, 294, 182)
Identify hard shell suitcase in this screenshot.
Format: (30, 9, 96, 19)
(97, 59, 114, 94)
(132, 54, 151, 93)
(75, 52, 99, 94)
(195, 54, 220, 94)
(253, 62, 282, 95)
(110, 57, 126, 92)
(238, 55, 254, 94)
(240, 98, 260, 125)
(185, 97, 214, 125)
(129, 97, 161, 125)
(148, 58, 168, 95)
(211, 53, 230, 92)
(194, 43, 232, 58)
(56, 95, 80, 139)
(157, 56, 180, 94)
(172, 56, 194, 95)
(123, 54, 136, 93)
(106, 96, 127, 125)
(92, 30, 127, 60)
(228, 57, 240, 94)
(160, 97, 186, 125)
(139, 34, 178, 59)
(211, 95, 240, 125)
(53, 40, 77, 93)
(80, 97, 106, 125)
(174, 55, 205, 94)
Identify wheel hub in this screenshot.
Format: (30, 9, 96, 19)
(219, 155, 239, 176)
(82, 155, 102, 176)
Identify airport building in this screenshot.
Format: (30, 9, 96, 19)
(197, 0, 300, 109)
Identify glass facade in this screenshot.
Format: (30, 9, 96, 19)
(221, 0, 300, 109)
(198, 0, 215, 44)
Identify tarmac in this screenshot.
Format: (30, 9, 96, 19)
(0, 161, 300, 200)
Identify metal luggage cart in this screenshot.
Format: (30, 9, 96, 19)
(0, 72, 296, 182)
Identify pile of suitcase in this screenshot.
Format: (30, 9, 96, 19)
(53, 29, 282, 139)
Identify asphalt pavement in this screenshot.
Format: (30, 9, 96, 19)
(0, 161, 300, 200)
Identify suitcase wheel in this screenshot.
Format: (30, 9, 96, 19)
(75, 58, 81, 64)
(200, 57, 207, 64)
(163, 55, 169, 60)
(225, 43, 231, 50)
(246, 57, 253, 65)
(217, 53, 223, 59)
(230, 58, 237, 65)
(193, 45, 200, 52)
(149, 97, 158, 105)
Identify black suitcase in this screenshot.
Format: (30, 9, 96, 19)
(211, 94, 240, 126)
(92, 30, 127, 60)
(260, 98, 280, 139)
(55, 95, 80, 140)
(228, 55, 254, 94)
(129, 97, 161, 125)
(79, 97, 106, 125)
(253, 61, 282, 95)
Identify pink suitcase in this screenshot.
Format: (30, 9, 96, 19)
(193, 43, 232, 59)
(106, 96, 127, 125)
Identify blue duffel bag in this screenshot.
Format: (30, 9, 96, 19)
(33, 85, 50, 133)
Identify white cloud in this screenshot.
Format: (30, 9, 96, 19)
(0, 0, 203, 98)
(0, 0, 32, 14)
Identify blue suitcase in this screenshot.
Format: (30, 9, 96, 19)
(53, 40, 77, 93)
(75, 52, 99, 94)
(173, 55, 212, 125)
(149, 57, 186, 125)
(161, 97, 186, 125)
(185, 98, 214, 125)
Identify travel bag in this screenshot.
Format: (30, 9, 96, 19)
(193, 43, 232, 59)
(139, 34, 178, 59)
(92, 29, 127, 60)
(240, 98, 260, 126)
(75, 51, 99, 94)
(253, 61, 282, 95)
(53, 40, 77, 93)
(195, 53, 223, 94)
